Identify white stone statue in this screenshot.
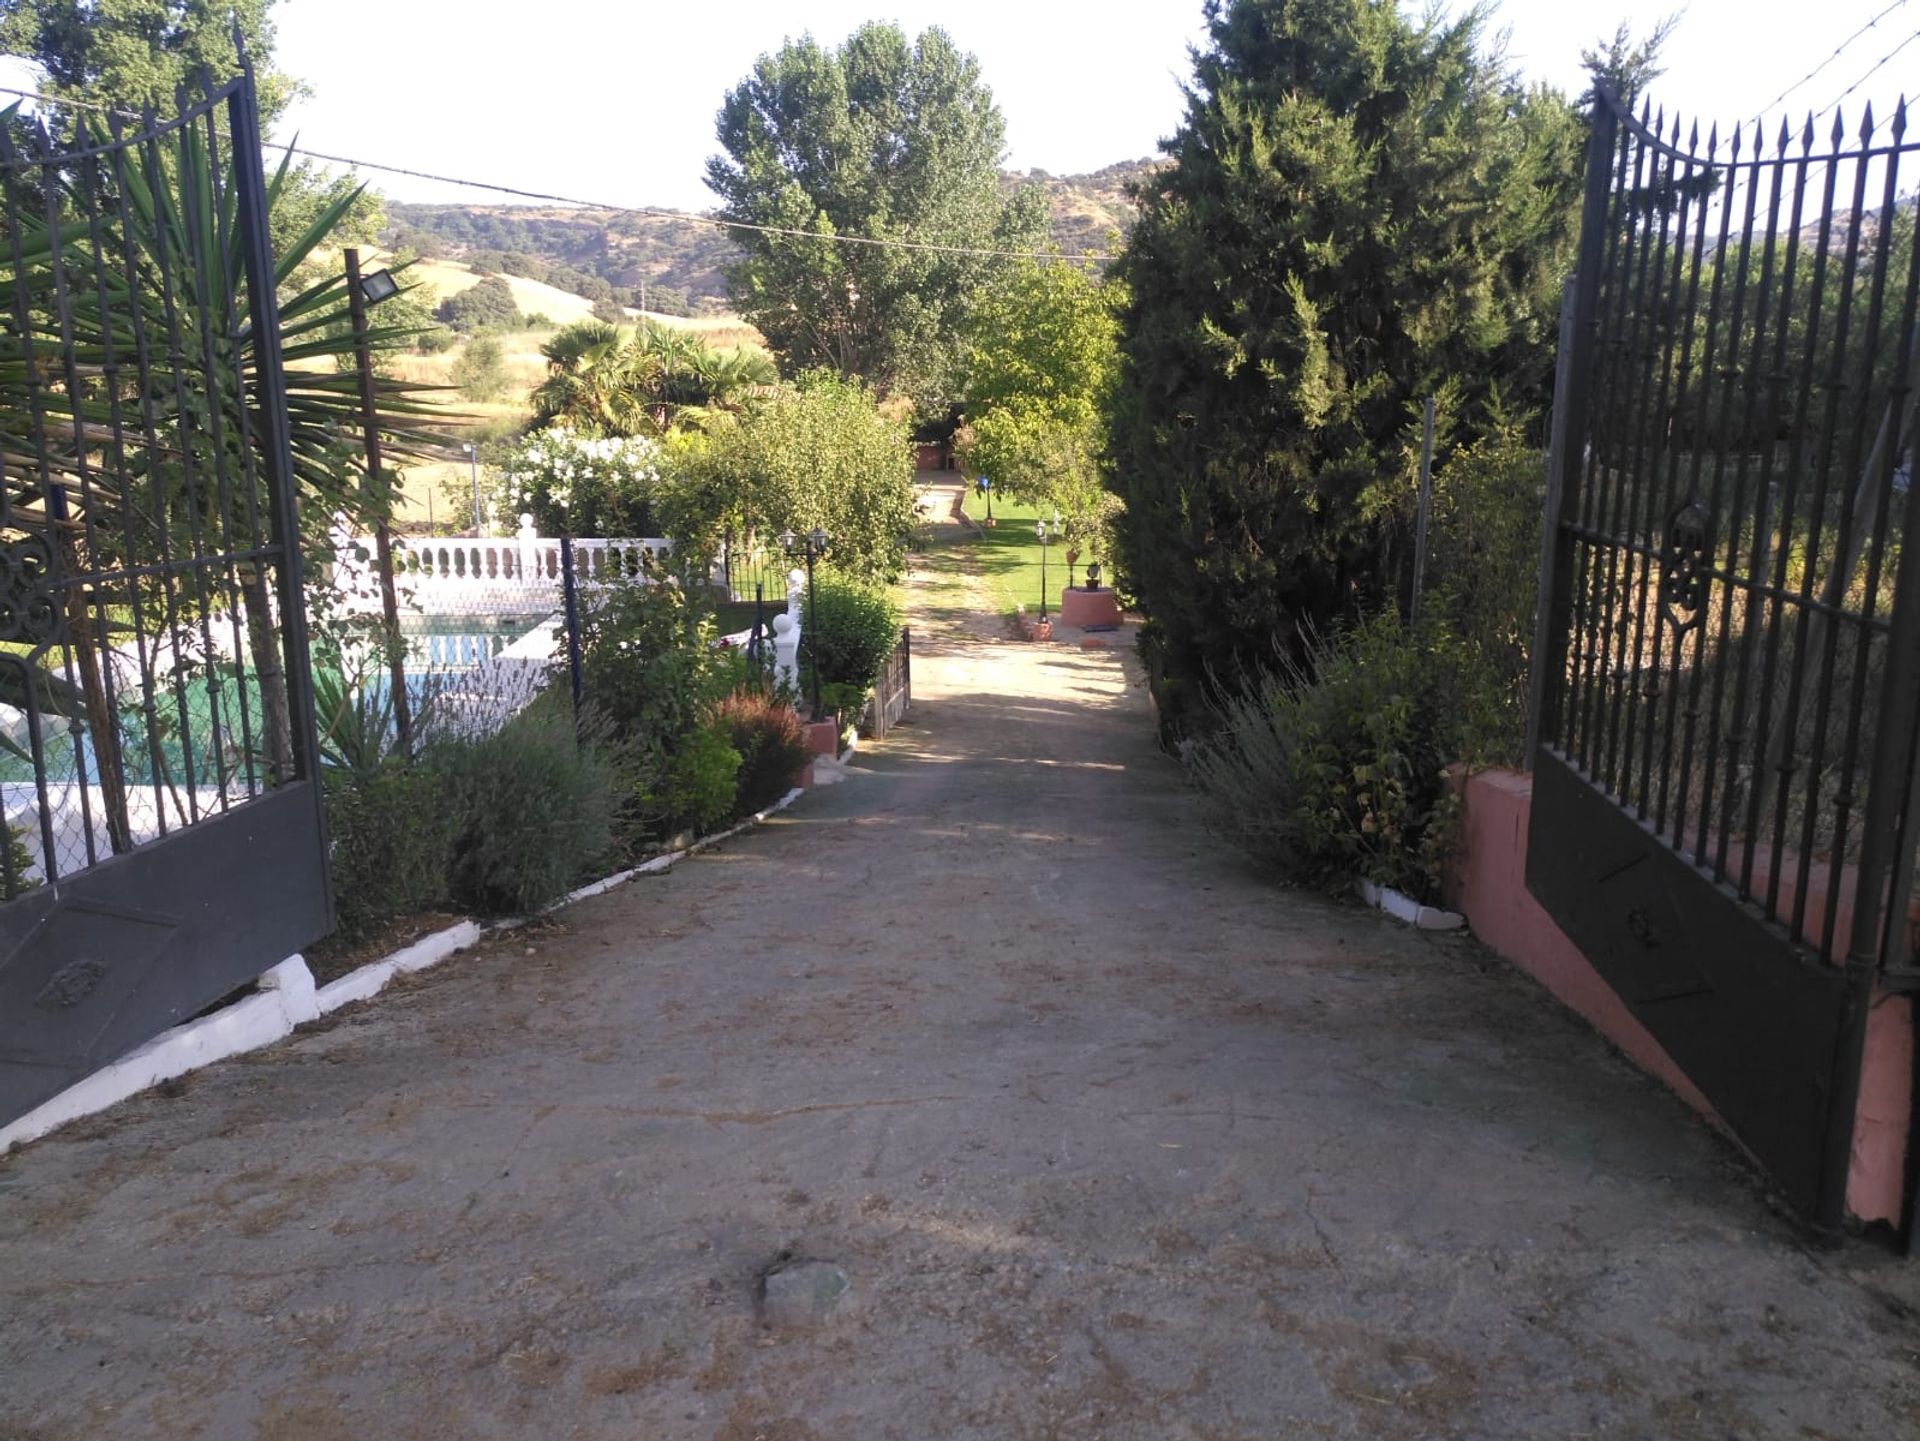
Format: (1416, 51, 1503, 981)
(772, 611, 801, 696)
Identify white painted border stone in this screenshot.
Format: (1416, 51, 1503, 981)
(1, 786, 810, 1154)
(1356, 878, 1465, 932)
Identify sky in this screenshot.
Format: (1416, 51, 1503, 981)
(2, 1, 1916, 211)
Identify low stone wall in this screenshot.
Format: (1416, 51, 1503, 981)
(1451, 766, 1912, 1229)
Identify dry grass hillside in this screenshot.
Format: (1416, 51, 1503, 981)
(367, 257, 766, 531)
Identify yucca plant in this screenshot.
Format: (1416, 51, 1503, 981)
(0, 90, 448, 842)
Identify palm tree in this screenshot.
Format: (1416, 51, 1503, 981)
(528, 319, 776, 435)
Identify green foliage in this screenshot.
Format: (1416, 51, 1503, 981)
(1108, 0, 1584, 733)
(718, 690, 809, 816)
(451, 334, 508, 402)
(436, 275, 523, 333)
(0, 0, 299, 126)
(322, 760, 457, 940)
(648, 717, 741, 838)
(706, 21, 1048, 406)
(662, 372, 915, 585)
(1184, 615, 1498, 904)
(804, 571, 902, 707)
(958, 257, 1125, 553)
(1425, 432, 1545, 762)
(964, 258, 1122, 426)
(530, 318, 769, 438)
(591, 297, 627, 325)
(575, 569, 741, 843)
(434, 707, 619, 917)
(5, 818, 40, 893)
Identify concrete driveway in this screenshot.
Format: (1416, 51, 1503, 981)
(2, 517, 1917, 1439)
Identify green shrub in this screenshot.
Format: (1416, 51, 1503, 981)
(5, 818, 40, 893)
(804, 571, 901, 717)
(576, 569, 741, 845)
(432, 708, 619, 916)
(577, 568, 729, 750)
(1184, 614, 1498, 904)
(643, 718, 741, 838)
(1425, 431, 1544, 763)
(323, 761, 457, 940)
(452, 334, 508, 401)
(718, 690, 809, 816)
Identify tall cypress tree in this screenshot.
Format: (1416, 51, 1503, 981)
(1109, 0, 1583, 731)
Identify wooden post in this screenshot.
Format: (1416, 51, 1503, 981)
(344, 247, 413, 757)
(1410, 396, 1437, 625)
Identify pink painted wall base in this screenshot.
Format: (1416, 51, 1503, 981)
(1452, 767, 1912, 1228)
(1058, 587, 1122, 629)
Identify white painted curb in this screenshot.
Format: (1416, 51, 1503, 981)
(0, 957, 318, 1152)
(1356, 878, 1465, 932)
(1, 786, 810, 1155)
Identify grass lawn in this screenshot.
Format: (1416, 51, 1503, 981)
(955, 489, 1078, 615)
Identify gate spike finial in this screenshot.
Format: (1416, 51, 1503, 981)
(1893, 97, 1908, 142)
(1687, 118, 1699, 153)
(1776, 113, 1792, 156)
(1801, 112, 1817, 152)
(1829, 106, 1846, 147)
(1858, 102, 1874, 144)
(1705, 120, 1718, 157)
(1727, 121, 1742, 161)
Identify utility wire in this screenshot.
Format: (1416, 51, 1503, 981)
(0, 81, 1111, 265)
(1757, 0, 1911, 117)
(1809, 26, 1920, 127)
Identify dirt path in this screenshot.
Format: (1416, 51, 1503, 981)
(2, 495, 1917, 1440)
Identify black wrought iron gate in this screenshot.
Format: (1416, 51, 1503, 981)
(0, 70, 330, 1126)
(1530, 82, 1920, 1231)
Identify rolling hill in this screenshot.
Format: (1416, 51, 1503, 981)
(384, 158, 1161, 312)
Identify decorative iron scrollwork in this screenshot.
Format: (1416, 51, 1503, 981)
(1660, 500, 1711, 632)
(0, 534, 62, 648)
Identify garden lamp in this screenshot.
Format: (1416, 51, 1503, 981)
(1036, 518, 1056, 621)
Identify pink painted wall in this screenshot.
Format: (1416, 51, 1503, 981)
(1453, 767, 1912, 1228)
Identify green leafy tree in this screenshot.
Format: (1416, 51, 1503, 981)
(436, 275, 522, 333)
(661, 371, 915, 585)
(0, 0, 299, 125)
(1108, 0, 1584, 732)
(705, 21, 1048, 409)
(958, 257, 1124, 552)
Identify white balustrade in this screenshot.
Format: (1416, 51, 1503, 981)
(335, 528, 686, 613)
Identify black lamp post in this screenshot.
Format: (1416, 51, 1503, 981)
(780, 525, 830, 721)
(1036, 516, 1057, 621)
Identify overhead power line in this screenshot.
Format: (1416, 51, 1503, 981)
(1757, 0, 1911, 118)
(1809, 26, 1920, 126)
(0, 82, 1111, 266)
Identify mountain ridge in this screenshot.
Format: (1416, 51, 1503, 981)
(383, 158, 1159, 316)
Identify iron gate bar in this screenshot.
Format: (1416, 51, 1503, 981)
(0, 60, 332, 1126)
(1529, 79, 1920, 1234)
